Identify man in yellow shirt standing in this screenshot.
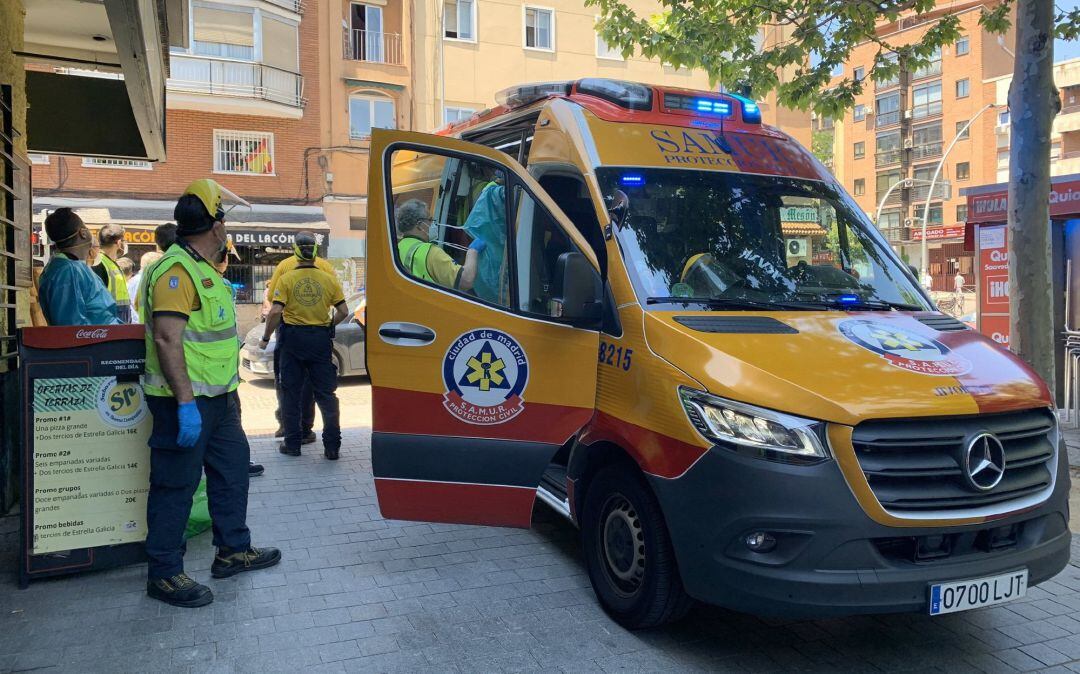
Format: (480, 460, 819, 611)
(262, 239, 335, 441)
(260, 233, 349, 459)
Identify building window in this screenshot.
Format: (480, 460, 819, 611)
(349, 217, 367, 231)
(955, 121, 970, 140)
(912, 81, 942, 119)
(956, 37, 969, 56)
(350, 94, 396, 139)
(443, 106, 476, 125)
(853, 104, 866, 121)
(192, 4, 255, 60)
(956, 161, 970, 181)
(913, 47, 941, 79)
(957, 204, 968, 222)
(82, 157, 152, 170)
(1051, 141, 1062, 162)
(444, 0, 476, 41)
(596, 28, 622, 60)
(912, 122, 943, 160)
(853, 66, 865, 82)
(876, 131, 901, 165)
(28, 153, 50, 165)
(854, 178, 865, 196)
(999, 110, 1011, 126)
(955, 78, 970, 99)
(876, 92, 901, 127)
(878, 210, 902, 239)
(524, 7, 554, 51)
(854, 142, 865, 159)
(214, 130, 275, 175)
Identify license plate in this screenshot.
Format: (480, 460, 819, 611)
(929, 569, 1027, 615)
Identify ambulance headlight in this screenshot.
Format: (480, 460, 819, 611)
(678, 387, 828, 463)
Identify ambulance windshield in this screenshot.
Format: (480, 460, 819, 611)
(598, 168, 931, 311)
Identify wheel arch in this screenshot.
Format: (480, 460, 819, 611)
(567, 439, 649, 524)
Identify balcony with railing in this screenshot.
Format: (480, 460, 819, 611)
(911, 141, 943, 161)
(344, 29, 404, 66)
(875, 148, 902, 166)
(911, 60, 942, 81)
(877, 187, 903, 206)
(911, 100, 942, 120)
(876, 110, 901, 128)
(168, 54, 305, 109)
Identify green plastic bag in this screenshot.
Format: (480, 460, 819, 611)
(184, 477, 212, 539)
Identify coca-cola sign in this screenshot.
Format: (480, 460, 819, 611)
(75, 328, 109, 340)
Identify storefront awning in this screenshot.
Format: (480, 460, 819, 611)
(32, 198, 329, 247)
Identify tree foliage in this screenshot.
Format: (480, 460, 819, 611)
(587, 0, 1080, 118)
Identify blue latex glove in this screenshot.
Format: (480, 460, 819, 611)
(176, 400, 202, 448)
(469, 237, 487, 253)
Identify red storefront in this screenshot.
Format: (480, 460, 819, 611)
(962, 174, 1080, 401)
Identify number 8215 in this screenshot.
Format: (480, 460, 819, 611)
(598, 341, 632, 371)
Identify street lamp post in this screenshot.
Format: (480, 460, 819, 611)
(873, 177, 940, 226)
(919, 103, 1000, 277)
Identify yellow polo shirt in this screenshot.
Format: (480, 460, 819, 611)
(272, 266, 346, 326)
(267, 255, 335, 299)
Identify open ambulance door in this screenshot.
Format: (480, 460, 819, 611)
(367, 129, 603, 528)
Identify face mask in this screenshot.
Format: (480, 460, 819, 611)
(427, 221, 439, 242)
(214, 224, 229, 263)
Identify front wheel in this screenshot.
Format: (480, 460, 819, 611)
(581, 463, 692, 629)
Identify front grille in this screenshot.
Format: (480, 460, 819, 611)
(851, 409, 1056, 513)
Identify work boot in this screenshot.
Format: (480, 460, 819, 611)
(274, 427, 284, 438)
(249, 462, 264, 477)
(324, 447, 340, 461)
(211, 546, 282, 579)
(301, 431, 317, 445)
(147, 573, 213, 608)
(278, 442, 300, 456)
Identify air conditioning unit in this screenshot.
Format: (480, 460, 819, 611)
(903, 109, 913, 120)
(903, 138, 914, 149)
(786, 238, 809, 257)
(904, 217, 915, 227)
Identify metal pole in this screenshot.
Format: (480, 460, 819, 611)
(920, 103, 998, 278)
(873, 178, 937, 229)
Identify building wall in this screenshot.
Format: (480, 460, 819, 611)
(32, 0, 322, 206)
(828, 3, 1016, 274)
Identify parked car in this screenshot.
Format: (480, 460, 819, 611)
(240, 293, 367, 380)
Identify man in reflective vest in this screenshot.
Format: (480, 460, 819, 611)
(141, 179, 280, 607)
(260, 233, 349, 459)
(95, 224, 133, 322)
(395, 199, 482, 291)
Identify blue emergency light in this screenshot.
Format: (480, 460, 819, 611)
(836, 294, 860, 304)
(728, 93, 762, 123)
(620, 173, 646, 187)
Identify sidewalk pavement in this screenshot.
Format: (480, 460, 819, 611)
(1, 421, 1080, 673)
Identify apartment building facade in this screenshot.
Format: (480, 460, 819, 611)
(316, 0, 812, 256)
(31, 0, 326, 307)
(828, 1, 1015, 291)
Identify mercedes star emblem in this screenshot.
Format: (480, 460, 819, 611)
(962, 433, 1006, 492)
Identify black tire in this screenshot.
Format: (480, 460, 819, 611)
(581, 463, 693, 629)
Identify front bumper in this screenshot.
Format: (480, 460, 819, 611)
(239, 347, 274, 380)
(648, 440, 1071, 618)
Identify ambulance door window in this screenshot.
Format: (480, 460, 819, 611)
(513, 185, 593, 318)
(388, 148, 511, 305)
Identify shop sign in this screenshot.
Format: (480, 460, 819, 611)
(779, 206, 819, 223)
(977, 224, 1010, 347)
(228, 230, 328, 248)
(966, 178, 1080, 224)
(911, 224, 966, 241)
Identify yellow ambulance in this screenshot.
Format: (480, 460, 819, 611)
(366, 79, 1069, 628)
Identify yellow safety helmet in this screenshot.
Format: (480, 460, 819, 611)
(182, 179, 249, 222)
(681, 253, 709, 282)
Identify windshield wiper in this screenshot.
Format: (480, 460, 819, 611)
(645, 296, 816, 311)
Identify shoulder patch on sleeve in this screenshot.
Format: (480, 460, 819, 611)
(168, 276, 179, 289)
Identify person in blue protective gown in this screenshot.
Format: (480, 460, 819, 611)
(38, 208, 121, 326)
(462, 178, 508, 304)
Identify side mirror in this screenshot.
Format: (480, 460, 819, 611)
(554, 252, 602, 324)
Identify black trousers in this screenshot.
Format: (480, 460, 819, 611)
(274, 325, 314, 431)
(145, 393, 250, 580)
(279, 324, 341, 452)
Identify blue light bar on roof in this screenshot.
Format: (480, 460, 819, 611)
(619, 173, 646, 187)
(836, 294, 860, 304)
(664, 93, 732, 117)
(728, 92, 762, 124)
